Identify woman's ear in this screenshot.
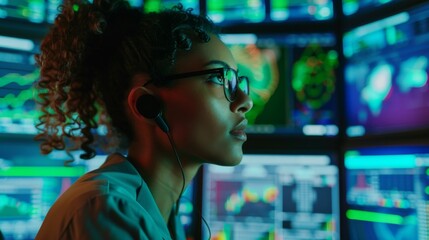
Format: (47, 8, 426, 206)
(127, 74, 155, 119)
(127, 86, 147, 119)
(128, 85, 169, 133)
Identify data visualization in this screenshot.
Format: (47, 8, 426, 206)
(345, 146, 429, 240)
(222, 33, 339, 136)
(0, 166, 86, 239)
(344, 3, 429, 136)
(202, 153, 340, 240)
(0, 35, 40, 134)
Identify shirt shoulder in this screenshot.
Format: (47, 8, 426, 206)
(35, 154, 175, 240)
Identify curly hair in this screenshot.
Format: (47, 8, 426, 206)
(34, 0, 219, 160)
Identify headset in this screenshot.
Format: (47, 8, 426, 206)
(136, 93, 184, 212)
(136, 93, 212, 238)
(136, 94, 170, 133)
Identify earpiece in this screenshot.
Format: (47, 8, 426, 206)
(136, 94, 185, 219)
(136, 94, 170, 133)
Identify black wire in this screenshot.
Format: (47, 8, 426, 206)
(201, 213, 212, 240)
(166, 132, 211, 239)
(166, 131, 185, 215)
(179, 196, 212, 240)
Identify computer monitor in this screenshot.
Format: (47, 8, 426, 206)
(343, 2, 429, 137)
(0, 138, 197, 239)
(143, 0, 199, 13)
(0, 164, 87, 239)
(46, 0, 145, 23)
(344, 145, 429, 240)
(202, 153, 340, 239)
(0, 139, 106, 239)
(0, 0, 46, 23)
(343, 0, 402, 16)
(178, 178, 199, 240)
(0, 35, 40, 135)
(221, 33, 339, 136)
(270, 0, 333, 22)
(206, 0, 266, 24)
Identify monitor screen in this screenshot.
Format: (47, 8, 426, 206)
(178, 178, 198, 240)
(0, 35, 40, 135)
(0, 165, 87, 239)
(270, 0, 333, 22)
(47, 0, 145, 23)
(221, 33, 339, 136)
(0, 139, 106, 240)
(0, 0, 46, 23)
(206, 0, 266, 24)
(0, 138, 197, 239)
(343, 0, 402, 16)
(343, 2, 429, 137)
(202, 153, 340, 239)
(344, 145, 429, 240)
(143, 0, 199, 13)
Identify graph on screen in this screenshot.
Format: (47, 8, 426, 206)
(0, 166, 86, 239)
(344, 146, 429, 240)
(0, 35, 40, 134)
(206, 0, 266, 24)
(270, 0, 333, 21)
(221, 33, 339, 136)
(202, 153, 340, 240)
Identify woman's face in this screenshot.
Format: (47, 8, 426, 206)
(158, 35, 253, 166)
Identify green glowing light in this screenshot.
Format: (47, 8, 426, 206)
(73, 4, 79, 12)
(271, 0, 288, 9)
(0, 89, 34, 108)
(0, 70, 39, 87)
(345, 150, 360, 157)
(292, 43, 337, 109)
(207, 0, 223, 11)
(143, 0, 161, 12)
(346, 209, 403, 225)
(0, 166, 85, 177)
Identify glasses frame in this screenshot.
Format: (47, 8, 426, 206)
(144, 67, 249, 102)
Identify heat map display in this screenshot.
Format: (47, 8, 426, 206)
(202, 154, 340, 240)
(343, 3, 429, 136)
(221, 33, 339, 136)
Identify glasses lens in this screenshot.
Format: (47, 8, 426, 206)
(239, 76, 249, 96)
(224, 68, 238, 102)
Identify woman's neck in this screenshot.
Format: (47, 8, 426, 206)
(127, 144, 201, 222)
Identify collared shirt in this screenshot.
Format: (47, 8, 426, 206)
(35, 153, 185, 240)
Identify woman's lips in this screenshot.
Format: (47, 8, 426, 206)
(230, 119, 248, 141)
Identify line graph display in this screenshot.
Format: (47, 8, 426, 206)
(0, 166, 85, 240)
(0, 35, 40, 134)
(345, 146, 429, 240)
(202, 153, 339, 240)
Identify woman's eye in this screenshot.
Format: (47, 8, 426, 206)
(207, 74, 223, 85)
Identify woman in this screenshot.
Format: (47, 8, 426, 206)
(35, 0, 253, 239)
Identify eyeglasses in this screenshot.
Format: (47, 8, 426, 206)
(145, 67, 249, 102)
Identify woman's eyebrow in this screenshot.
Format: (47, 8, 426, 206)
(203, 60, 230, 69)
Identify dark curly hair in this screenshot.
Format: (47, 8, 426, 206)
(34, 0, 219, 160)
